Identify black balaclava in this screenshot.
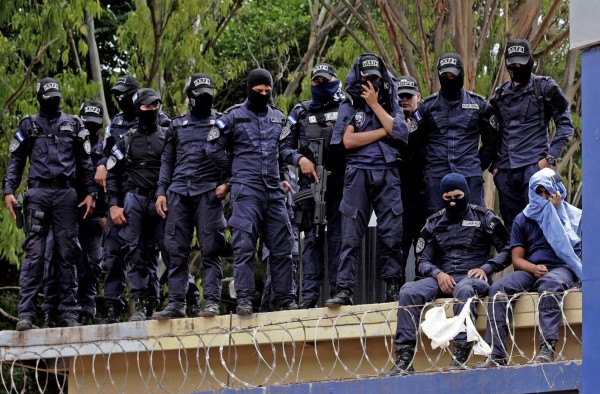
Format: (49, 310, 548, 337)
(187, 73, 214, 118)
(111, 75, 140, 120)
(438, 53, 465, 100)
(246, 68, 273, 113)
(79, 100, 104, 145)
(36, 77, 62, 119)
(440, 173, 470, 219)
(133, 88, 161, 134)
(117, 93, 137, 120)
(505, 39, 534, 85)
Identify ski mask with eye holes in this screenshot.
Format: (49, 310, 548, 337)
(187, 73, 215, 118)
(246, 68, 273, 113)
(440, 173, 470, 219)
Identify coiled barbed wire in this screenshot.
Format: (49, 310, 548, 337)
(0, 290, 582, 393)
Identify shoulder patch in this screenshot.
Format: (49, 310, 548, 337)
(215, 119, 227, 130)
(9, 138, 20, 153)
(207, 126, 220, 141)
(415, 237, 426, 254)
(14, 130, 26, 143)
(409, 119, 419, 133)
(106, 155, 118, 170)
(280, 124, 292, 140)
(287, 115, 297, 126)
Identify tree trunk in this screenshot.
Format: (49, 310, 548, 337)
(85, 12, 111, 126)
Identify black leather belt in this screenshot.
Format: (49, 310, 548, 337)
(128, 187, 157, 199)
(28, 179, 72, 189)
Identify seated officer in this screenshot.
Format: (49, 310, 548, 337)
(385, 173, 511, 374)
(478, 168, 581, 367)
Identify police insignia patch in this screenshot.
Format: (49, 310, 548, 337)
(416, 238, 426, 253)
(409, 120, 418, 133)
(355, 112, 365, 128)
(83, 140, 91, 155)
(489, 114, 498, 130)
(280, 125, 291, 140)
(9, 138, 20, 153)
(488, 220, 497, 230)
(106, 155, 118, 170)
(183, 120, 188, 125)
(207, 127, 220, 141)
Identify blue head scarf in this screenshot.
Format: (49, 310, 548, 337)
(522, 168, 582, 279)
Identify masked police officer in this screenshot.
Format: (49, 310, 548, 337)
(412, 53, 497, 217)
(490, 39, 574, 231)
(4, 77, 97, 330)
(99, 76, 170, 323)
(43, 101, 107, 326)
(280, 63, 346, 308)
(152, 74, 226, 319)
(207, 68, 299, 315)
(326, 54, 409, 307)
(397, 76, 426, 283)
(383, 173, 511, 374)
(106, 88, 169, 321)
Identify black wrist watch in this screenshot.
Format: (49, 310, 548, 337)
(545, 155, 557, 166)
(89, 191, 99, 200)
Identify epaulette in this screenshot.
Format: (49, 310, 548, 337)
(298, 100, 311, 112)
(70, 115, 85, 127)
(268, 104, 285, 114)
(18, 115, 32, 126)
(223, 103, 243, 114)
(422, 93, 438, 103)
(426, 209, 445, 221)
(467, 91, 486, 100)
(471, 204, 491, 214)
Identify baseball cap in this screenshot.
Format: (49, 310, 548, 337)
(133, 88, 162, 107)
(187, 73, 215, 96)
(505, 39, 532, 65)
(79, 100, 103, 124)
(437, 53, 464, 76)
(359, 55, 382, 78)
(397, 76, 419, 95)
(110, 75, 140, 94)
(36, 77, 62, 99)
(311, 63, 337, 80)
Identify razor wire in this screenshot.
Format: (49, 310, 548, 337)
(0, 289, 582, 393)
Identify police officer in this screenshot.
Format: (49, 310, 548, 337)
(397, 76, 426, 283)
(207, 68, 299, 315)
(478, 168, 581, 367)
(98, 76, 170, 323)
(4, 77, 96, 330)
(490, 39, 574, 231)
(152, 74, 226, 319)
(326, 54, 409, 307)
(280, 63, 345, 308)
(43, 101, 107, 326)
(413, 53, 497, 217)
(106, 88, 168, 321)
(384, 173, 511, 375)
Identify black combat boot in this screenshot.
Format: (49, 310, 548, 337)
(448, 340, 473, 369)
(186, 298, 203, 318)
(475, 355, 507, 368)
(298, 298, 318, 309)
(62, 316, 81, 328)
(152, 304, 186, 320)
(325, 289, 353, 307)
(146, 298, 158, 319)
(79, 314, 94, 326)
(236, 299, 254, 315)
(535, 339, 557, 363)
(279, 300, 299, 311)
(385, 279, 401, 302)
(16, 317, 33, 331)
(380, 344, 415, 376)
(202, 303, 220, 317)
(43, 311, 59, 328)
(129, 295, 147, 322)
(100, 303, 121, 324)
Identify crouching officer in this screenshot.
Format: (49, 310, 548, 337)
(384, 173, 510, 375)
(106, 88, 168, 321)
(152, 74, 226, 319)
(4, 78, 96, 331)
(280, 63, 346, 308)
(207, 68, 299, 315)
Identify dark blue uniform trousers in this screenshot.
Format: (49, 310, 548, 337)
(120, 193, 165, 303)
(164, 190, 224, 307)
(425, 176, 484, 216)
(493, 163, 541, 231)
(103, 214, 128, 308)
(20, 187, 80, 320)
(395, 275, 489, 345)
(301, 175, 343, 300)
(337, 167, 403, 290)
(484, 267, 578, 358)
(43, 216, 103, 317)
(228, 184, 295, 305)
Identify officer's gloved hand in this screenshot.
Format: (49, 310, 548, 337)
(4, 194, 17, 220)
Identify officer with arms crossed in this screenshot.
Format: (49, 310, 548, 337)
(280, 63, 345, 308)
(412, 53, 497, 216)
(490, 39, 574, 231)
(4, 78, 96, 330)
(326, 53, 409, 307)
(207, 68, 299, 315)
(152, 73, 227, 319)
(384, 173, 511, 375)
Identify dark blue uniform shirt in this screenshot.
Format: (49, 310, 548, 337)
(417, 205, 511, 278)
(510, 212, 582, 269)
(207, 99, 287, 191)
(491, 75, 573, 169)
(157, 111, 221, 197)
(412, 90, 497, 177)
(5, 112, 95, 195)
